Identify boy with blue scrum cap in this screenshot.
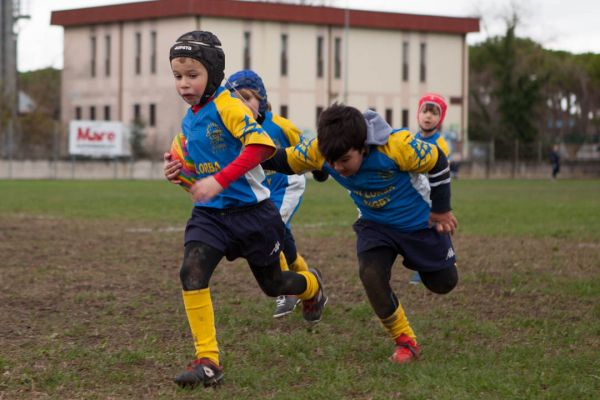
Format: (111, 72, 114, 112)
(165, 31, 326, 389)
(225, 69, 324, 318)
(263, 103, 458, 364)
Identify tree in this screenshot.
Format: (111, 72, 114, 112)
(10, 68, 61, 159)
(469, 15, 547, 162)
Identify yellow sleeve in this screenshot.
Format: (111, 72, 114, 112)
(380, 130, 439, 173)
(285, 138, 326, 173)
(271, 114, 304, 146)
(436, 136, 450, 157)
(215, 91, 276, 149)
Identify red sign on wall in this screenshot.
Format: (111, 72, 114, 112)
(69, 120, 130, 157)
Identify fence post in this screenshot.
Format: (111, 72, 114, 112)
(512, 138, 519, 179)
(485, 139, 495, 179)
(7, 119, 13, 179)
(52, 121, 59, 179)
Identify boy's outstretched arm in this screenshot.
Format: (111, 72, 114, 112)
(262, 148, 329, 181)
(428, 147, 458, 234)
(261, 148, 297, 175)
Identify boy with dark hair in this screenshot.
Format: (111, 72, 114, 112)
(263, 103, 458, 364)
(165, 31, 326, 389)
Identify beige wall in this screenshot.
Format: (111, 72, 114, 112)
(61, 16, 471, 157)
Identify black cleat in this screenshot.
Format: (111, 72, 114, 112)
(174, 357, 224, 388)
(302, 268, 328, 323)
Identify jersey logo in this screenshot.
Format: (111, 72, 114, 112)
(376, 170, 394, 180)
(206, 122, 226, 152)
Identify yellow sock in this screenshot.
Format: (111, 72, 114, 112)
(182, 288, 219, 365)
(380, 304, 417, 343)
(296, 270, 318, 300)
(279, 252, 289, 272)
(290, 254, 309, 272)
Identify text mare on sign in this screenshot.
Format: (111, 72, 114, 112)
(69, 120, 131, 157)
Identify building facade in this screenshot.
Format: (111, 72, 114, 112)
(51, 0, 479, 157)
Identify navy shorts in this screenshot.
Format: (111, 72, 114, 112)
(353, 218, 456, 272)
(185, 200, 285, 267)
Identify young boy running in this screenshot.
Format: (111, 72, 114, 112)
(165, 31, 326, 389)
(410, 92, 451, 284)
(263, 103, 458, 364)
(224, 69, 323, 318)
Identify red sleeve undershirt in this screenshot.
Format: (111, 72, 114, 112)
(213, 144, 274, 189)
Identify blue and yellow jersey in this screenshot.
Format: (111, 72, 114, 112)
(285, 130, 439, 231)
(415, 131, 449, 157)
(260, 111, 306, 224)
(181, 86, 276, 209)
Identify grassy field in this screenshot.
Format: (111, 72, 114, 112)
(1, 179, 599, 399)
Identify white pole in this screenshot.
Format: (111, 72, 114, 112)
(343, 2, 349, 103)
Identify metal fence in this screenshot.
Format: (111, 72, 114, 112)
(2, 121, 600, 179)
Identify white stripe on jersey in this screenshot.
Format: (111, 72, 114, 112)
(409, 173, 432, 208)
(245, 165, 271, 203)
(278, 174, 306, 224)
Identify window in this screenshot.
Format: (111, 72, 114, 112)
(243, 31, 251, 70)
(280, 105, 288, 118)
(90, 36, 97, 77)
(316, 36, 324, 78)
(334, 37, 342, 79)
(280, 34, 288, 76)
(104, 35, 111, 77)
(104, 105, 111, 121)
(89, 106, 96, 121)
(402, 41, 409, 82)
(385, 108, 393, 125)
(150, 31, 157, 74)
(75, 106, 82, 120)
(149, 104, 156, 127)
(401, 109, 409, 128)
(420, 42, 426, 82)
(135, 32, 142, 75)
(133, 104, 141, 123)
(316, 106, 324, 123)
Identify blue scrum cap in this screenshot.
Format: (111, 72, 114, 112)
(225, 69, 268, 116)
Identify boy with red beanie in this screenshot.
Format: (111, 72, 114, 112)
(409, 93, 451, 285)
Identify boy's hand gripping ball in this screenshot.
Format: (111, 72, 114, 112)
(170, 133, 197, 192)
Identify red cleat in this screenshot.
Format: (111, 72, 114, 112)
(390, 334, 420, 364)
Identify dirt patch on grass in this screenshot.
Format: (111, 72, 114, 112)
(1, 216, 598, 398)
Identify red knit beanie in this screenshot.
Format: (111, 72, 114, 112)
(418, 93, 447, 129)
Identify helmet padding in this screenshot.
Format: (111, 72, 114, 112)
(169, 31, 225, 105)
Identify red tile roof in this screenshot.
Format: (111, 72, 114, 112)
(51, 0, 479, 34)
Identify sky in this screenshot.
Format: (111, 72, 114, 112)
(14, 0, 600, 72)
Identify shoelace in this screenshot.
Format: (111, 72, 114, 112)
(395, 340, 418, 357)
(275, 295, 287, 307)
